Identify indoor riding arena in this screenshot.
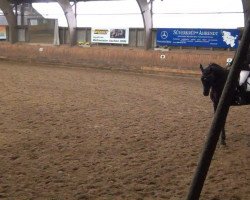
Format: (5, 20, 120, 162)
(0, 0, 250, 199)
(0, 52, 249, 200)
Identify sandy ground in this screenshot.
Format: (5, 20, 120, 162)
(0, 61, 249, 200)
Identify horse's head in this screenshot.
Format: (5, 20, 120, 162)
(200, 64, 216, 96)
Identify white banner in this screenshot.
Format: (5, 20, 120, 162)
(91, 28, 129, 44)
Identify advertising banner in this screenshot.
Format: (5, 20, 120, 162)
(157, 28, 239, 48)
(0, 26, 7, 40)
(91, 28, 129, 44)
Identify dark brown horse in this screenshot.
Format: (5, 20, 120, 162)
(200, 63, 250, 145)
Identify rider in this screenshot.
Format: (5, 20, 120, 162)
(237, 53, 250, 104)
(227, 53, 250, 104)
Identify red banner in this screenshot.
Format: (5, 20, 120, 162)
(0, 26, 7, 39)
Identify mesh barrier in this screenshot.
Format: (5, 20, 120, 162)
(28, 18, 59, 44)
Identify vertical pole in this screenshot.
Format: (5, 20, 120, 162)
(74, 1, 77, 25)
(186, 19, 250, 200)
(136, 29, 138, 47)
(21, 3, 24, 26)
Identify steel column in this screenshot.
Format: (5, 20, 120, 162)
(186, 18, 250, 200)
(0, 0, 18, 43)
(242, 0, 250, 26)
(136, 0, 152, 50)
(57, 0, 77, 46)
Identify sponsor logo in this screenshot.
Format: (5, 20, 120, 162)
(161, 31, 168, 39)
(94, 29, 109, 34)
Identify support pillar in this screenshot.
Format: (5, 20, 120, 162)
(20, 3, 25, 26)
(57, 0, 77, 46)
(136, 0, 153, 50)
(242, 0, 250, 63)
(242, 0, 250, 26)
(0, 0, 18, 43)
(186, 19, 250, 200)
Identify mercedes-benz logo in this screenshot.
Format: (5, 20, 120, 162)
(161, 31, 168, 39)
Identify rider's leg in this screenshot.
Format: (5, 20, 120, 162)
(239, 70, 250, 86)
(237, 71, 250, 104)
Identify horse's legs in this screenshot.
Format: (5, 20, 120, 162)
(220, 126, 226, 145)
(213, 102, 226, 145)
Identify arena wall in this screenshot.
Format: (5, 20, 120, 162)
(0, 43, 235, 75)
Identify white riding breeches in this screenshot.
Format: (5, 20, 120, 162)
(239, 70, 250, 86)
(247, 78, 250, 91)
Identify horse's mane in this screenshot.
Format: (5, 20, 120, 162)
(209, 62, 228, 75)
(209, 62, 224, 70)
